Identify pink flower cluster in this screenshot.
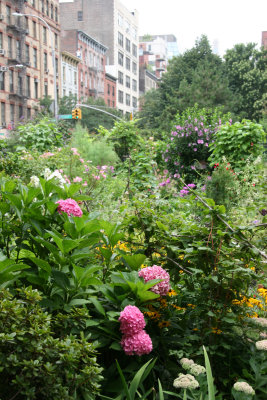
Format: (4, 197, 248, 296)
(138, 265, 170, 296)
(119, 305, 152, 356)
(56, 198, 83, 217)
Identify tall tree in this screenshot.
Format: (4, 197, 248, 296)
(224, 43, 267, 121)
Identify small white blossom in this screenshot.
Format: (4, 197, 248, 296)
(29, 176, 40, 188)
(252, 318, 267, 328)
(256, 339, 267, 351)
(189, 363, 206, 376)
(47, 170, 66, 188)
(233, 381, 255, 395)
(180, 358, 194, 370)
(44, 168, 52, 180)
(173, 374, 199, 390)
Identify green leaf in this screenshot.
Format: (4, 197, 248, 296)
(90, 297, 106, 316)
(28, 257, 51, 274)
(116, 360, 131, 400)
(129, 359, 156, 399)
(62, 238, 80, 253)
(203, 346, 215, 400)
(68, 298, 90, 307)
(52, 270, 70, 290)
(122, 254, 147, 270)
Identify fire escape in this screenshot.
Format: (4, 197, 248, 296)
(7, 0, 29, 119)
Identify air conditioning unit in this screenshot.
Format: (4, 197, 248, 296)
(0, 66, 8, 72)
(0, 14, 4, 21)
(0, 49, 5, 56)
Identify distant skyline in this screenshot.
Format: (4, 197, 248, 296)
(122, 0, 267, 57)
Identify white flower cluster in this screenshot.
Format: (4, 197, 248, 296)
(233, 381, 255, 395)
(180, 358, 206, 376)
(173, 373, 199, 390)
(29, 175, 40, 188)
(255, 339, 267, 351)
(43, 168, 66, 188)
(252, 317, 267, 328)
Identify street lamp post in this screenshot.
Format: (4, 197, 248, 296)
(12, 12, 58, 119)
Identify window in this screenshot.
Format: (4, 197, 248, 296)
(16, 41, 21, 60)
(8, 37, 12, 58)
(63, 66, 66, 82)
(78, 11, 83, 21)
(132, 79, 137, 91)
(132, 61, 137, 75)
(9, 104, 14, 123)
(46, 0, 49, 16)
(32, 0, 36, 8)
(85, 72, 88, 87)
(33, 48, 37, 68)
(118, 52, 123, 66)
(0, 33, 2, 49)
(44, 52, 48, 71)
(54, 33, 58, 49)
(118, 13, 123, 27)
(126, 57, 130, 70)
(118, 32, 123, 47)
(55, 58, 58, 74)
(44, 81, 48, 96)
(126, 94, 130, 106)
(18, 76, 23, 96)
(27, 108, 31, 120)
(126, 39, 131, 52)
(126, 75, 130, 88)
(118, 90, 123, 103)
(1, 102, 5, 124)
(55, 7, 58, 22)
(43, 27, 47, 44)
(25, 17, 29, 31)
(132, 96, 137, 108)
(41, 0, 45, 13)
(9, 70, 14, 92)
(118, 71, 123, 85)
(74, 71, 77, 85)
(34, 78, 38, 99)
(132, 43, 137, 57)
(107, 84, 110, 95)
(51, 5, 54, 19)
(19, 105, 23, 119)
(132, 27, 137, 40)
(26, 76, 30, 97)
(112, 86, 115, 96)
(25, 44, 30, 64)
(6, 6, 11, 25)
(33, 21, 37, 38)
(125, 20, 130, 33)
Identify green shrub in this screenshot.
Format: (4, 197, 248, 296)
(0, 287, 103, 400)
(209, 120, 266, 170)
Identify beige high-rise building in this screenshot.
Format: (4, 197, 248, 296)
(59, 0, 139, 115)
(0, 0, 60, 132)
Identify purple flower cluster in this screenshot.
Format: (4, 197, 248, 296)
(179, 183, 196, 197)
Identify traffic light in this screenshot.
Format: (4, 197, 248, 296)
(72, 108, 82, 119)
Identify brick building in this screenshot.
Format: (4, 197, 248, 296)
(104, 72, 117, 108)
(59, 0, 139, 115)
(61, 29, 107, 102)
(0, 0, 60, 131)
(262, 31, 267, 49)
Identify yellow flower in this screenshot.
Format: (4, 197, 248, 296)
(144, 311, 161, 320)
(211, 327, 222, 334)
(178, 254, 184, 260)
(187, 304, 196, 309)
(167, 289, 177, 297)
(158, 320, 171, 329)
(172, 305, 186, 311)
(179, 270, 184, 274)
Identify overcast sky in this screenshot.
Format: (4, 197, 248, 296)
(121, 0, 267, 57)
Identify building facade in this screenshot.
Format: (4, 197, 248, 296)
(61, 29, 106, 102)
(0, 0, 60, 130)
(139, 66, 159, 97)
(59, 0, 139, 115)
(61, 51, 80, 98)
(139, 36, 168, 79)
(104, 72, 117, 108)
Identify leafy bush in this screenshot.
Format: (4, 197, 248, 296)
(209, 120, 266, 170)
(15, 117, 63, 152)
(0, 287, 103, 400)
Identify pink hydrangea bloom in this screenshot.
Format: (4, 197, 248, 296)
(56, 198, 83, 217)
(73, 176, 83, 183)
(138, 265, 170, 296)
(121, 331, 153, 356)
(119, 305, 146, 335)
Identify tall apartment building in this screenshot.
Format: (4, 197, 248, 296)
(59, 0, 139, 115)
(0, 0, 60, 130)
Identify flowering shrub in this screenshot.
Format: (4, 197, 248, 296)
(138, 265, 170, 296)
(119, 305, 153, 356)
(56, 198, 83, 217)
(119, 305, 146, 335)
(163, 106, 231, 181)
